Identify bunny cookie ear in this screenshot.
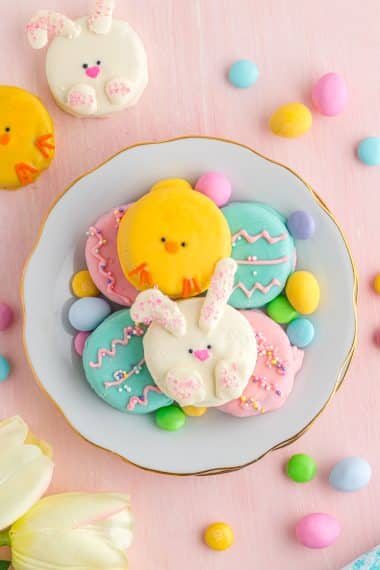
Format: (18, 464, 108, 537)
(26, 11, 81, 49)
(131, 289, 186, 337)
(199, 258, 237, 332)
(88, 0, 115, 34)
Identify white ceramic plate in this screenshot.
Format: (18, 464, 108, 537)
(22, 137, 357, 476)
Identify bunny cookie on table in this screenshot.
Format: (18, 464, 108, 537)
(130, 258, 258, 408)
(26, 0, 148, 118)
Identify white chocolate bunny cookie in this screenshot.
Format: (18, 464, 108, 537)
(26, 1, 148, 118)
(131, 258, 257, 407)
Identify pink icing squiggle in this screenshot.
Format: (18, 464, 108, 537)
(237, 255, 289, 266)
(88, 223, 133, 306)
(89, 325, 144, 368)
(234, 278, 281, 298)
(127, 385, 163, 411)
(232, 229, 287, 244)
(104, 358, 145, 388)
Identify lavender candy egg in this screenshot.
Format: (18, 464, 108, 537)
(287, 211, 315, 240)
(68, 297, 111, 332)
(312, 73, 348, 116)
(329, 457, 372, 492)
(296, 513, 341, 549)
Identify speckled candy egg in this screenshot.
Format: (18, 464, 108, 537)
(296, 513, 340, 549)
(269, 103, 312, 138)
(329, 457, 372, 492)
(312, 73, 348, 116)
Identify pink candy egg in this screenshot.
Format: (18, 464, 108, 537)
(0, 303, 13, 331)
(296, 513, 341, 549)
(312, 73, 347, 116)
(195, 172, 232, 207)
(74, 331, 90, 356)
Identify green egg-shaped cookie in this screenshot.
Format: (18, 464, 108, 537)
(83, 310, 172, 413)
(222, 202, 296, 309)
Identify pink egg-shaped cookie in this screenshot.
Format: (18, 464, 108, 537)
(85, 205, 138, 306)
(218, 310, 304, 417)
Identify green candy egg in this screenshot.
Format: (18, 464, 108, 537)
(267, 296, 298, 324)
(155, 405, 186, 431)
(287, 453, 317, 483)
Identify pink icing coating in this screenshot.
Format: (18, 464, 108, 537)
(218, 310, 304, 417)
(85, 204, 138, 306)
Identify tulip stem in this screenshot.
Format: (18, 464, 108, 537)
(0, 530, 10, 547)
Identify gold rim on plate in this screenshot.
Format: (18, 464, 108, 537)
(20, 135, 358, 477)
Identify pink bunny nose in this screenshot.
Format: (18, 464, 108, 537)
(193, 349, 210, 362)
(86, 66, 101, 79)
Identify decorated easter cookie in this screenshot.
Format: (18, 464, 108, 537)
(83, 310, 171, 413)
(0, 86, 54, 190)
(118, 179, 231, 299)
(222, 202, 296, 308)
(131, 259, 257, 407)
(219, 310, 303, 417)
(27, 2, 148, 118)
(85, 204, 138, 305)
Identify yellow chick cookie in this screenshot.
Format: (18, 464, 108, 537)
(0, 86, 55, 190)
(117, 179, 231, 298)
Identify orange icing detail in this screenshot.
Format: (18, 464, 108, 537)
(182, 277, 200, 298)
(15, 163, 39, 186)
(192, 277, 201, 293)
(0, 133, 10, 145)
(182, 278, 191, 298)
(128, 263, 153, 288)
(128, 263, 147, 277)
(164, 241, 179, 254)
(35, 133, 55, 158)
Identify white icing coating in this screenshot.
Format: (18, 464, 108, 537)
(88, 0, 115, 34)
(142, 298, 257, 407)
(44, 17, 148, 118)
(66, 83, 97, 115)
(26, 11, 81, 49)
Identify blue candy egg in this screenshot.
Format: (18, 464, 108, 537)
(329, 457, 372, 492)
(287, 211, 315, 240)
(357, 137, 380, 166)
(228, 60, 259, 89)
(287, 318, 315, 347)
(0, 355, 10, 381)
(68, 297, 111, 332)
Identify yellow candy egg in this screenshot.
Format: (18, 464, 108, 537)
(182, 406, 207, 417)
(204, 522, 234, 551)
(285, 271, 320, 315)
(373, 274, 380, 294)
(71, 270, 99, 298)
(270, 103, 312, 138)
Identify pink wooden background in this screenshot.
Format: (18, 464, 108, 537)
(1, 1, 379, 568)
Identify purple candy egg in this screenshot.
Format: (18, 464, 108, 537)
(287, 211, 315, 240)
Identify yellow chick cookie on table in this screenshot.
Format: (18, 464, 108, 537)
(0, 86, 55, 190)
(117, 178, 231, 298)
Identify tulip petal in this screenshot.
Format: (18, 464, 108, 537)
(10, 493, 132, 570)
(0, 417, 54, 531)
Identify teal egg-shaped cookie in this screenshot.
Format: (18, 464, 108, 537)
(222, 202, 296, 309)
(83, 310, 172, 413)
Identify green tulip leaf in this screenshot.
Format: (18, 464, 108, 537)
(0, 561, 11, 570)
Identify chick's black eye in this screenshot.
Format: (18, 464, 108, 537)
(181, 242, 186, 247)
(188, 349, 193, 354)
(5, 127, 10, 132)
(96, 60, 101, 65)
(207, 344, 212, 350)
(160, 237, 166, 242)
(82, 63, 88, 69)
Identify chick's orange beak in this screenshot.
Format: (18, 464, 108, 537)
(164, 241, 179, 254)
(0, 133, 10, 145)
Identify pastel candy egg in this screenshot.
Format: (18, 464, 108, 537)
(329, 457, 372, 492)
(285, 271, 320, 315)
(267, 296, 298, 324)
(204, 522, 234, 551)
(311, 73, 348, 116)
(74, 331, 90, 356)
(71, 270, 99, 298)
(296, 513, 340, 549)
(287, 453, 317, 483)
(68, 297, 111, 331)
(228, 60, 259, 89)
(195, 172, 232, 207)
(0, 355, 10, 381)
(287, 318, 315, 348)
(357, 137, 380, 166)
(269, 103, 312, 138)
(373, 274, 380, 294)
(155, 405, 186, 431)
(287, 211, 315, 240)
(0, 303, 13, 331)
